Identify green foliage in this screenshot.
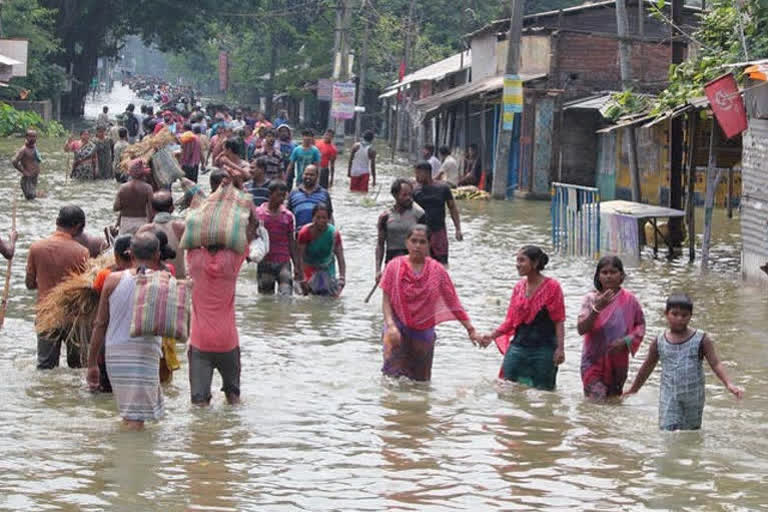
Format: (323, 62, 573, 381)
(0, 0, 64, 101)
(0, 103, 66, 137)
(650, 0, 768, 114)
(603, 90, 653, 122)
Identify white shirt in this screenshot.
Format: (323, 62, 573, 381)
(428, 155, 441, 179)
(439, 155, 460, 185)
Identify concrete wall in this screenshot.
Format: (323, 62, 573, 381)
(470, 34, 497, 82)
(496, 36, 552, 76)
(4, 100, 53, 121)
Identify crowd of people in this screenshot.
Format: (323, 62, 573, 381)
(2, 94, 744, 433)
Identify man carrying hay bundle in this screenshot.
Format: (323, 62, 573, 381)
(26, 206, 90, 369)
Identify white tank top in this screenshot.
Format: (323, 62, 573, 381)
(350, 142, 371, 177)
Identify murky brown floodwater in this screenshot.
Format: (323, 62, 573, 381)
(0, 83, 766, 511)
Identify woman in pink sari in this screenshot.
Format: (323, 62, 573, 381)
(379, 224, 477, 381)
(577, 256, 645, 400)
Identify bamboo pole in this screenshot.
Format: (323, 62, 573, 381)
(0, 197, 18, 329)
(701, 119, 722, 272)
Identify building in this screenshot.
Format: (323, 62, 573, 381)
(380, 0, 701, 198)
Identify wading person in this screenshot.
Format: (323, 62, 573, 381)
(112, 127, 130, 183)
(287, 129, 321, 190)
(435, 145, 460, 186)
(479, 246, 565, 391)
(422, 143, 441, 179)
(577, 256, 645, 400)
(379, 224, 477, 381)
(413, 161, 463, 265)
(458, 143, 483, 188)
(255, 180, 299, 295)
(624, 294, 743, 431)
(26, 206, 90, 369)
(186, 211, 260, 406)
(94, 125, 114, 180)
(296, 203, 345, 296)
(11, 129, 41, 200)
(245, 157, 271, 207)
(315, 128, 338, 188)
(145, 191, 186, 278)
(253, 128, 285, 181)
(92, 235, 134, 393)
(65, 130, 98, 180)
(114, 159, 153, 235)
(375, 178, 426, 282)
(288, 165, 333, 232)
(180, 122, 203, 183)
(347, 130, 376, 193)
(86, 233, 165, 430)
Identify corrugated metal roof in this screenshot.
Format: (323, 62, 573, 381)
(412, 73, 547, 115)
(0, 54, 21, 66)
(465, 0, 701, 40)
(380, 50, 471, 97)
(563, 94, 617, 111)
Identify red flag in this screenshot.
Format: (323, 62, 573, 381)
(398, 59, 406, 82)
(704, 73, 747, 139)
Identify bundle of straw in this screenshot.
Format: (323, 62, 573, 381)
(35, 253, 115, 360)
(119, 128, 178, 176)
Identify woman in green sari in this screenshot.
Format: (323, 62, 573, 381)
(297, 202, 346, 296)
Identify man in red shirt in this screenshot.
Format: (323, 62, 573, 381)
(26, 206, 90, 369)
(315, 128, 338, 189)
(186, 207, 260, 406)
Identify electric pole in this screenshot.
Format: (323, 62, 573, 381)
(491, 0, 524, 199)
(355, 3, 371, 139)
(669, 0, 685, 243)
(395, 0, 416, 154)
(615, 0, 642, 202)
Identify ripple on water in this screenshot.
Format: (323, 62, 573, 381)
(0, 82, 765, 510)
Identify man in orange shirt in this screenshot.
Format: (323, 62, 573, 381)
(26, 206, 90, 369)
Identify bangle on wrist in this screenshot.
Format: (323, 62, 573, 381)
(591, 304, 602, 314)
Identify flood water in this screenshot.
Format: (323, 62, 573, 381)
(1, 83, 766, 511)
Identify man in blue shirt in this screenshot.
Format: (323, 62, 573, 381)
(287, 129, 321, 189)
(287, 164, 333, 231)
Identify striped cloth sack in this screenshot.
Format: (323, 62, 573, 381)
(180, 183, 252, 254)
(130, 267, 191, 342)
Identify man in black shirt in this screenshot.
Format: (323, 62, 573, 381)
(413, 161, 463, 265)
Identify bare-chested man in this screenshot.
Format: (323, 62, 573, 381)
(140, 191, 187, 278)
(11, 130, 41, 200)
(114, 160, 153, 235)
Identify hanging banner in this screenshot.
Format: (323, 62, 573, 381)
(704, 73, 747, 139)
(218, 51, 229, 92)
(502, 74, 523, 130)
(317, 79, 333, 101)
(331, 81, 356, 120)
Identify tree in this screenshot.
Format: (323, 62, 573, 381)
(0, 0, 64, 101)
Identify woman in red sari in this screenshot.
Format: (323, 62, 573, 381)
(480, 246, 565, 391)
(379, 224, 477, 381)
(577, 256, 645, 400)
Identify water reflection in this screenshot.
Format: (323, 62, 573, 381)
(0, 82, 765, 510)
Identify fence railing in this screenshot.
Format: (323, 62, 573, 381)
(551, 182, 601, 258)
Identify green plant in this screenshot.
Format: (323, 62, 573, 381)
(0, 103, 67, 137)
